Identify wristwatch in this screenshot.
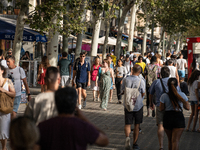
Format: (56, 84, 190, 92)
(28, 93, 31, 96)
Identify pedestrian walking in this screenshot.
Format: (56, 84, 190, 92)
(149, 67, 181, 150)
(107, 55, 114, 102)
(189, 58, 199, 73)
(98, 59, 115, 111)
(0, 64, 15, 150)
(9, 117, 39, 150)
(136, 56, 146, 73)
(91, 57, 100, 101)
(36, 87, 109, 150)
(179, 77, 189, 95)
(24, 67, 60, 125)
(129, 51, 134, 61)
(115, 59, 127, 104)
(159, 78, 189, 150)
(155, 53, 163, 67)
(72, 52, 91, 109)
(146, 54, 152, 65)
(124, 54, 133, 76)
(0, 49, 8, 69)
(123, 64, 145, 150)
(186, 70, 200, 132)
(37, 56, 50, 92)
(145, 56, 161, 117)
(57, 52, 71, 88)
(6, 56, 31, 119)
(177, 54, 187, 78)
(132, 55, 138, 66)
(167, 59, 179, 83)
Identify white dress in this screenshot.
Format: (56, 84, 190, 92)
(0, 80, 10, 139)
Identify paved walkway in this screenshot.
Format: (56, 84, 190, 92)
(3, 87, 200, 150)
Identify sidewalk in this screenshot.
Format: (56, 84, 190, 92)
(4, 87, 200, 150)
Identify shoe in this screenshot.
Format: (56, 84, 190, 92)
(152, 110, 155, 117)
(97, 98, 99, 101)
(133, 144, 140, 150)
(83, 99, 87, 108)
(139, 128, 142, 133)
(93, 98, 96, 101)
(125, 137, 131, 150)
(78, 105, 82, 109)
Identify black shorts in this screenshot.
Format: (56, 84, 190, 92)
(163, 111, 185, 130)
(124, 107, 143, 125)
(76, 82, 87, 89)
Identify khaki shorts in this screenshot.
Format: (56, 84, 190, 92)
(156, 106, 164, 125)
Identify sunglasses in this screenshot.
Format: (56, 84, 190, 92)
(7, 52, 12, 54)
(80, 55, 85, 58)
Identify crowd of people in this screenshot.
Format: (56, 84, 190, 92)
(0, 48, 200, 150)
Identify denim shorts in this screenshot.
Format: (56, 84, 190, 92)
(190, 101, 198, 106)
(178, 70, 185, 78)
(13, 95, 21, 113)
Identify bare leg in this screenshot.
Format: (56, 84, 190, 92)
(186, 105, 194, 130)
(171, 128, 184, 150)
(97, 90, 100, 101)
(41, 85, 44, 92)
(0, 139, 7, 150)
(77, 88, 82, 105)
(158, 124, 164, 149)
(11, 111, 16, 120)
(133, 124, 140, 145)
(82, 89, 87, 100)
(192, 104, 199, 131)
(109, 89, 113, 102)
(93, 90, 96, 100)
(124, 124, 131, 137)
(44, 85, 47, 91)
(164, 129, 172, 150)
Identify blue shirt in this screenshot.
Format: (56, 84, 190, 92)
(149, 77, 181, 107)
(122, 75, 146, 111)
(73, 61, 90, 83)
(160, 92, 188, 111)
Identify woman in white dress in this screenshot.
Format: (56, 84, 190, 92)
(0, 64, 15, 150)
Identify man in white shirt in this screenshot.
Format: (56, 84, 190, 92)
(129, 52, 134, 61)
(176, 54, 187, 78)
(164, 52, 171, 65)
(146, 54, 152, 65)
(124, 55, 133, 76)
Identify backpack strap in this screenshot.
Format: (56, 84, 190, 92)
(1, 78, 7, 88)
(160, 78, 166, 93)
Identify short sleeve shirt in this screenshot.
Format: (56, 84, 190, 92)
(188, 80, 199, 101)
(58, 59, 71, 76)
(122, 75, 145, 111)
(7, 66, 26, 96)
(124, 61, 133, 75)
(136, 62, 146, 72)
(38, 117, 99, 150)
(177, 59, 187, 70)
(74, 61, 90, 83)
(160, 92, 188, 111)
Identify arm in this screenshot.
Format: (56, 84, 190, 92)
(72, 70, 76, 87)
(159, 102, 165, 111)
(22, 78, 31, 101)
(0, 79, 16, 98)
(87, 71, 91, 86)
(195, 88, 199, 106)
(110, 68, 115, 89)
(185, 61, 188, 68)
(176, 69, 179, 84)
(69, 64, 71, 79)
(37, 64, 42, 80)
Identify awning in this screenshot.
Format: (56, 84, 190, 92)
(0, 17, 47, 42)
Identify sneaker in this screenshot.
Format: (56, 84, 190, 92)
(125, 137, 131, 150)
(78, 105, 82, 109)
(139, 128, 142, 133)
(133, 144, 140, 150)
(83, 99, 87, 108)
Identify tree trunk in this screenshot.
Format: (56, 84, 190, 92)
(158, 28, 164, 53)
(162, 32, 166, 57)
(13, 0, 29, 66)
(115, 2, 135, 59)
(128, 4, 137, 52)
(90, 10, 102, 57)
(63, 3, 69, 53)
(175, 33, 181, 52)
(167, 35, 172, 51)
(103, 18, 110, 60)
(75, 0, 87, 59)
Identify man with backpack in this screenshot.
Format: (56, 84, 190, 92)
(122, 64, 145, 150)
(72, 52, 90, 109)
(145, 56, 161, 117)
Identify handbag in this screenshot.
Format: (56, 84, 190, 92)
(0, 78, 15, 114)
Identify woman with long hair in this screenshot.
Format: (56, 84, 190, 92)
(0, 65, 15, 150)
(186, 70, 200, 131)
(91, 57, 101, 101)
(159, 78, 189, 150)
(97, 59, 115, 111)
(37, 56, 50, 92)
(115, 59, 127, 104)
(189, 58, 199, 74)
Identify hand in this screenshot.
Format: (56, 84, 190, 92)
(0, 87, 7, 93)
(28, 95, 31, 102)
(95, 82, 98, 87)
(113, 85, 115, 90)
(120, 80, 123, 84)
(150, 103, 155, 110)
(87, 81, 91, 87)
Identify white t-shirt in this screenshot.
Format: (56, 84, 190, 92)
(146, 58, 150, 64)
(164, 57, 170, 63)
(1, 60, 8, 68)
(168, 66, 176, 78)
(124, 60, 133, 75)
(7, 66, 26, 96)
(129, 54, 134, 61)
(177, 59, 187, 70)
(188, 80, 198, 101)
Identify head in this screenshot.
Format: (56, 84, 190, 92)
(179, 54, 183, 59)
(167, 50, 171, 53)
(94, 57, 100, 65)
(55, 87, 78, 115)
(188, 70, 200, 86)
(41, 56, 49, 69)
(62, 52, 68, 58)
(147, 54, 152, 60)
(117, 59, 123, 66)
(0, 64, 7, 78)
(120, 54, 123, 59)
(106, 55, 112, 62)
(6, 56, 15, 69)
(156, 54, 161, 60)
(45, 67, 61, 90)
(144, 52, 147, 57)
(125, 54, 130, 61)
(150, 56, 157, 64)
(166, 52, 171, 58)
(179, 77, 185, 82)
(133, 55, 137, 61)
(7, 48, 12, 56)
(168, 59, 173, 66)
(161, 67, 170, 78)
(9, 116, 39, 150)
(132, 64, 141, 76)
(0, 49, 3, 58)
(25, 51, 29, 57)
(138, 56, 143, 63)
(102, 59, 109, 68)
(80, 52, 86, 62)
